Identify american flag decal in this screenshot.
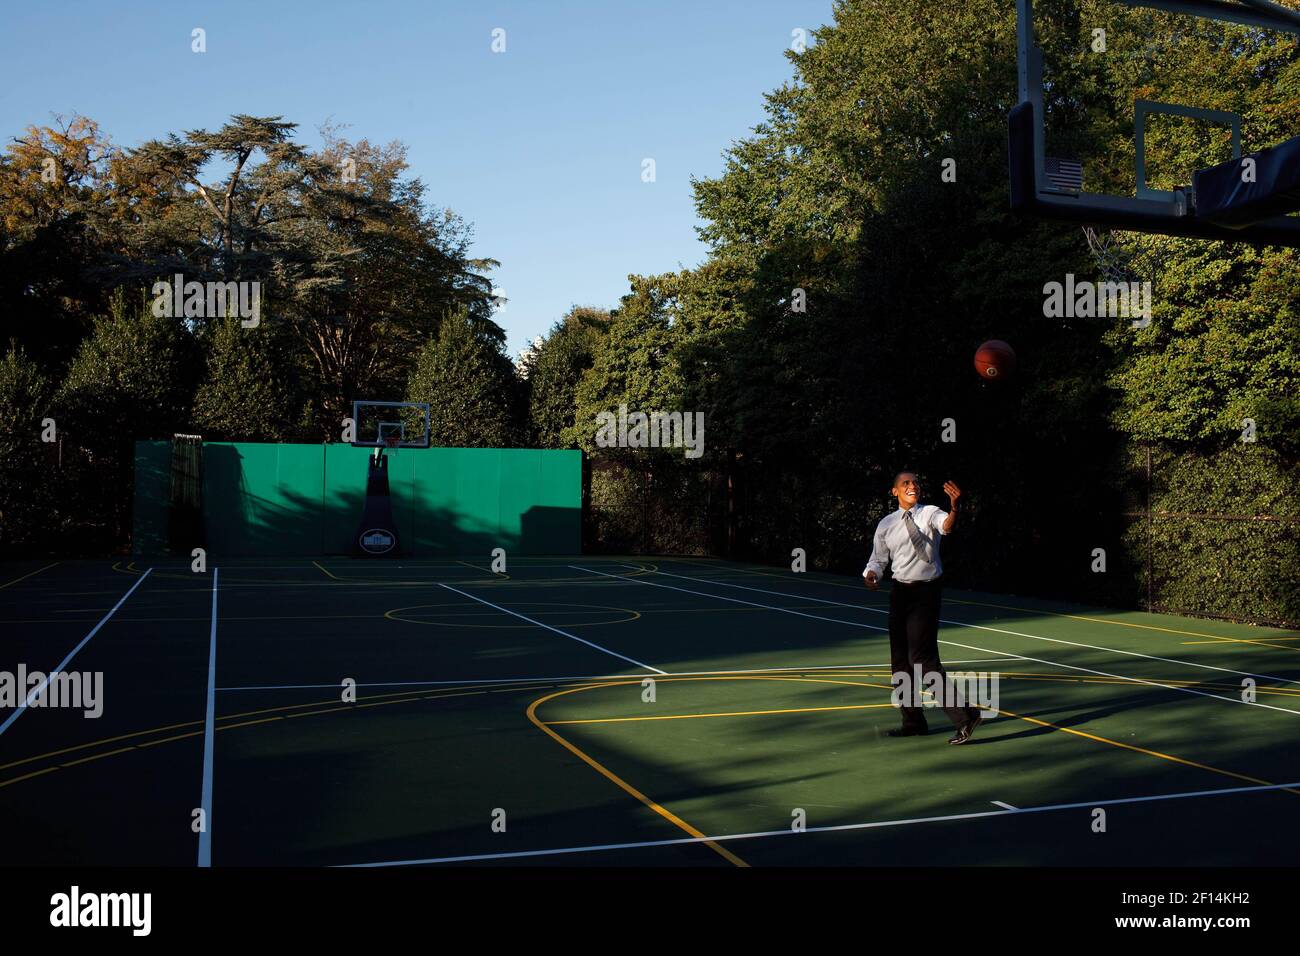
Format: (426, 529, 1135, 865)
(1045, 157, 1083, 194)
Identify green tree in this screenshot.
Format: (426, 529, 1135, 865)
(56, 292, 199, 542)
(193, 315, 304, 440)
(527, 307, 608, 447)
(0, 116, 119, 368)
(569, 275, 686, 452)
(406, 307, 520, 447)
(0, 344, 54, 552)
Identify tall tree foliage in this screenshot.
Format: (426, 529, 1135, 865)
(406, 307, 521, 448)
(193, 315, 305, 441)
(527, 307, 609, 448)
(55, 293, 199, 542)
(565, 0, 1298, 616)
(0, 344, 54, 552)
(0, 116, 119, 368)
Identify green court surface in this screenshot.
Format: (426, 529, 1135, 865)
(1, 556, 1297, 867)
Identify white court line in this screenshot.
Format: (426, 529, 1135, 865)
(0, 568, 152, 739)
(343, 777, 1300, 867)
(648, 566, 1297, 686)
(438, 582, 666, 675)
(198, 568, 219, 868)
(991, 800, 1018, 811)
(213, 659, 1019, 693)
(571, 566, 1300, 717)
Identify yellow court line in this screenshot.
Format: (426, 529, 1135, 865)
(216, 716, 285, 732)
(61, 746, 136, 768)
(0, 678, 568, 775)
(1180, 637, 1299, 650)
(532, 674, 1300, 854)
(944, 600, 1276, 644)
(457, 559, 509, 579)
(0, 767, 60, 788)
(527, 682, 749, 868)
(0, 561, 59, 591)
(814, 670, 1300, 699)
(993, 705, 1299, 794)
(1185, 636, 1299, 643)
(0, 717, 209, 771)
(312, 560, 344, 581)
(526, 675, 895, 868)
(725, 675, 1297, 791)
(6, 661, 1287, 819)
(547, 702, 897, 725)
(137, 731, 204, 748)
(0, 614, 388, 626)
(9, 663, 1287, 781)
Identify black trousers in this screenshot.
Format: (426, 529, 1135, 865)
(888, 578, 979, 731)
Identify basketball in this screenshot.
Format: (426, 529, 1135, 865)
(974, 340, 1016, 380)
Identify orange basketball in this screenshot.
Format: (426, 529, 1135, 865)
(974, 340, 1016, 380)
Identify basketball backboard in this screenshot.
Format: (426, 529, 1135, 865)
(1010, 0, 1300, 245)
(350, 401, 431, 448)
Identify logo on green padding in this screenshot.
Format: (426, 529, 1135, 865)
(360, 529, 395, 554)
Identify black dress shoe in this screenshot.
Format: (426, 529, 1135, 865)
(948, 713, 983, 745)
(886, 726, 928, 737)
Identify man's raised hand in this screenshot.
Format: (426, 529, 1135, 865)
(943, 480, 962, 508)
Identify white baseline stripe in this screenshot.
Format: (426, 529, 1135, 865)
(198, 568, 219, 868)
(571, 567, 1300, 717)
(213, 659, 1014, 693)
(438, 582, 665, 675)
(344, 778, 1300, 867)
(0, 568, 153, 738)
(650, 566, 1296, 686)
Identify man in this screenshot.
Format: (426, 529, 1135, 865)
(864, 472, 982, 744)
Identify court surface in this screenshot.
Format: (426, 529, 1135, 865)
(1, 556, 1297, 867)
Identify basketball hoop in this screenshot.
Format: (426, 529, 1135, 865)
(350, 401, 431, 449)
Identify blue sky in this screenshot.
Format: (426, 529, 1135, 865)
(0, 0, 833, 357)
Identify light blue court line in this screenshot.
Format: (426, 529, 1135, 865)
(198, 568, 219, 868)
(647, 564, 1300, 686)
(211, 658, 1018, 693)
(571, 566, 1300, 717)
(438, 582, 666, 675)
(0, 568, 152, 739)
(342, 777, 1300, 866)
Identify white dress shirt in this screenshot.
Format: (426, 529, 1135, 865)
(863, 504, 949, 583)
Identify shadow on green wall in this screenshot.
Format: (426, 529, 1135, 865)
(133, 441, 581, 558)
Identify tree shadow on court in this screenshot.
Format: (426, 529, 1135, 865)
(207, 688, 832, 866)
(517, 561, 1300, 865)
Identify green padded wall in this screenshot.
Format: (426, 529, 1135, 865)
(133, 442, 581, 557)
(202, 443, 324, 555)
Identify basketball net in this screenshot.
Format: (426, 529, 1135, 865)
(1082, 226, 1169, 290)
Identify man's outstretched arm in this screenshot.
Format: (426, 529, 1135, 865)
(941, 481, 962, 534)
